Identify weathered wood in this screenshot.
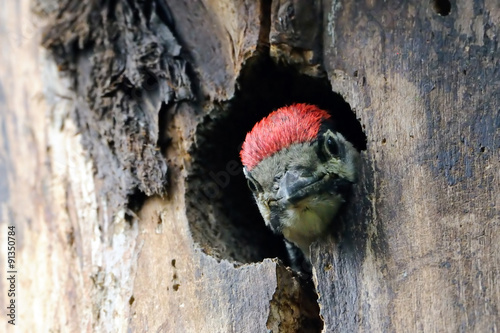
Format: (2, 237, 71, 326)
(312, 1, 500, 331)
(1, 0, 316, 331)
(0, 0, 498, 332)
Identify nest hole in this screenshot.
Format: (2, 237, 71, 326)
(186, 55, 366, 265)
(125, 188, 147, 223)
(432, 0, 451, 16)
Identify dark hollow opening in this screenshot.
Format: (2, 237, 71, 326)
(126, 188, 148, 223)
(432, 0, 451, 16)
(186, 55, 366, 266)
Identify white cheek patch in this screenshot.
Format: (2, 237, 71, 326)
(255, 194, 271, 227)
(333, 134, 360, 182)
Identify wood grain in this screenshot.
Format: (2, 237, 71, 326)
(0, 0, 498, 332)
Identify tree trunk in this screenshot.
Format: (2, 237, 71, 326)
(0, 0, 498, 332)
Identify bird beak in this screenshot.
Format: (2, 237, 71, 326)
(276, 169, 352, 205)
(276, 169, 324, 204)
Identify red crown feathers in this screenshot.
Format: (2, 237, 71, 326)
(240, 104, 330, 171)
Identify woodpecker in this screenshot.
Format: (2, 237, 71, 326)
(240, 103, 360, 263)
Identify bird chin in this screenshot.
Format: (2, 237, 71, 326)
(280, 193, 344, 256)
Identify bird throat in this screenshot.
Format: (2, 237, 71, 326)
(281, 193, 344, 257)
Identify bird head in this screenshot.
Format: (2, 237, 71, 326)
(240, 103, 360, 257)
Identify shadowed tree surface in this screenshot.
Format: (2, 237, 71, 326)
(0, 0, 498, 332)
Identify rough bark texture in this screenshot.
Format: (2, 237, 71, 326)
(312, 1, 499, 331)
(0, 0, 498, 332)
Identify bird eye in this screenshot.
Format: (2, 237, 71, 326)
(325, 135, 340, 157)
(247, 179, 259, 192)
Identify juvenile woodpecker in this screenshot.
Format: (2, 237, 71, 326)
(240, 103, 360, 261)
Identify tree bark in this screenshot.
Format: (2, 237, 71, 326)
(0, 0, 498, 332)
